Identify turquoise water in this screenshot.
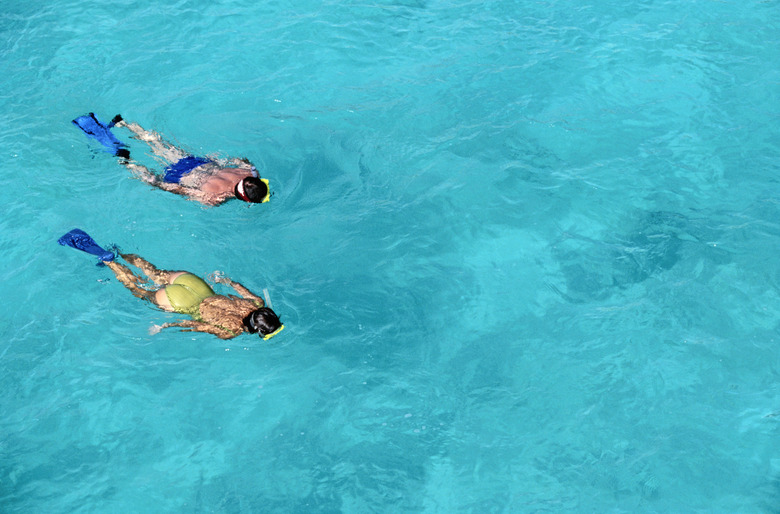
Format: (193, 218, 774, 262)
(2, 0, 780, 511)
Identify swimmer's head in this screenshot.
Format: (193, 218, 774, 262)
(234, 177, 270, 203)
(243, 307, 284, 339)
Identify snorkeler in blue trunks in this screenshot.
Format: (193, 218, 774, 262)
(111, 115, 271, 206)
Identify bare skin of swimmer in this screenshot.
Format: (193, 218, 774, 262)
(105, 253, 265, 339)
(113, 119, 255, 207)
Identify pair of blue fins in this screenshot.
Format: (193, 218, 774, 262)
(60, 113, 138, 261)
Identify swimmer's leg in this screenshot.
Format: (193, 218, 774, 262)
(115, 119, 187, 163)
(105, 260, 158, 302)
(120, 253, 185, 285)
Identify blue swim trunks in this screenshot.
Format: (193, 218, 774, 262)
(163, 156, 213, 183)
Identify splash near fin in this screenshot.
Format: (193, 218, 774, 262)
(72, 113, 127, 156)
(58, 229, 115, 265)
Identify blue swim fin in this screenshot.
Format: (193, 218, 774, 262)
(58, 229, 115, 265)
(72, 113, 127, 156)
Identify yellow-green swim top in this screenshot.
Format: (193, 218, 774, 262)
(164, 273, 216, 318)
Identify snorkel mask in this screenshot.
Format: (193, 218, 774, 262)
(259, 178, 270, 203)
(262, 324, 285, 340)
(234, 177, 271, 203)
(244, 309, 284, 340)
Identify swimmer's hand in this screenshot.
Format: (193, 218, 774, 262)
(208, 271, 228, 284)
(149, 324, 164, 335)
(227, 157, 253, 168)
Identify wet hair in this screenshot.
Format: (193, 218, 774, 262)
(234, 177, 268, 203)
(243, 307, 282, 337)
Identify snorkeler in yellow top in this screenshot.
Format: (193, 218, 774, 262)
(58, 229, 284, 341)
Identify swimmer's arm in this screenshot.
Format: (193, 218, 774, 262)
(157, 182, 194, 197)
(226, 157, 252, 168)
(186, 191, 231, 207)
(156, 320, 237, 339)
(123, 161, 157, 185)
(123, 161, 192, 196)
(224, 157, 258, 177)
(209, 273, 264, 304)
(149, 185, 224, 206)
(229, 280, 264, 303)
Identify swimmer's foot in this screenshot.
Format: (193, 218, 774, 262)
(97, 245, 118, 266)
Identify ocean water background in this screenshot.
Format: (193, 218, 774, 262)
(2, 0, 780, 511)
